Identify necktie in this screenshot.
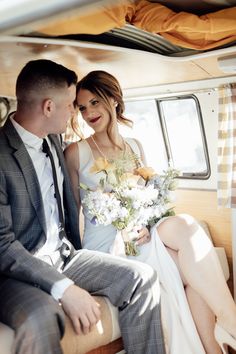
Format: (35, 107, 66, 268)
(42, 138, 72, 267)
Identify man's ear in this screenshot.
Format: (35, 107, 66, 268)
(43, 98, 54, 117)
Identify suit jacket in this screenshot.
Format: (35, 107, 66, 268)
(0, 118, 81, 293)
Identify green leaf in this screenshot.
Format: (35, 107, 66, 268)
(80, 183, 91, 191)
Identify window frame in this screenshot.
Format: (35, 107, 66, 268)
(156, 94, 211, 180)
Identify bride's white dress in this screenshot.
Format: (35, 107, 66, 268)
(78, 139, 205, 354)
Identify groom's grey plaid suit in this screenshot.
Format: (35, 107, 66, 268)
(0, 118, 165, 354)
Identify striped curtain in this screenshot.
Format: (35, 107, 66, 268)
(218, 83, 236, 208)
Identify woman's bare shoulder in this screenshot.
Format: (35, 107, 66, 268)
(64, 141, 78, 156)
(64, 141, 80, 169)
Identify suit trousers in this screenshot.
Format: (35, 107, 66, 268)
(0, 249, 165, 354)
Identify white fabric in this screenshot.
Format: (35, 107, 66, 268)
(51, 278, 74, 301)
(78, 138, 205, 354)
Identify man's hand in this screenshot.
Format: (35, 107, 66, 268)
(60, 284, 101, 335)
(135, 227, 151, 246)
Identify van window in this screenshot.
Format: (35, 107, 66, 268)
(120, 100, 168, 173)
(122, 95, 210, 179)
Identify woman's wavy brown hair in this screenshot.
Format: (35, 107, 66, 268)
(72, 70, 133, 146)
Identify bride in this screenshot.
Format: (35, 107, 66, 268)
(65, 70, 236, 354)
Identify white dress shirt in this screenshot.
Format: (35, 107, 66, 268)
(11, 116, 74, 300)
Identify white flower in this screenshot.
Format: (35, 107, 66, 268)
(80, 157, 179, 255)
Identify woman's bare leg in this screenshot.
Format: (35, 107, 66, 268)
(186, 287, 221, 354)
(157, 214, 236, 351)
(168, 247, 221, 354)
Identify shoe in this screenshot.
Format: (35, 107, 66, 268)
(214, 323, 236, 354)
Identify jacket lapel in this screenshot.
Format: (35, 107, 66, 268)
(4, 119, 47, 235)
(49, 135, 72, 198)
(49, 134, 81, 248)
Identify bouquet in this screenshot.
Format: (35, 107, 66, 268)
(80, 153, 179, 256)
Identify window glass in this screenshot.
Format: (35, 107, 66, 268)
(123, 96, 210, 179)
(158, 96, 209, 178)
(121, 100, 168, 172)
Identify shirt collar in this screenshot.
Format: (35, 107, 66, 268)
(10, 115, 43, 152)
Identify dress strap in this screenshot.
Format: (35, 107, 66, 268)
(78, 137, 142, 169)
(124, 137, 142, 158)
(77, 139, 92, 170)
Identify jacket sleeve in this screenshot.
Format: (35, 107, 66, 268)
(0, 168, 67, 294)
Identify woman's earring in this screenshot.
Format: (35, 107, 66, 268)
(114, 102, 118, 107)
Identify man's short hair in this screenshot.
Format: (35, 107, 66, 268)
(16, 59, 78, 101)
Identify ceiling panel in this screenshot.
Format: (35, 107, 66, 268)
(1, 36, 236, 98)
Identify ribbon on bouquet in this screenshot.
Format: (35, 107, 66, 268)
(109, 228, 140, 257)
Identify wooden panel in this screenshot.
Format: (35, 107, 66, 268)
(173, 189, 233, 292)
(87, 338, 123, 354)
(1, 37, 236, 98)
(193, 54, 235, 77)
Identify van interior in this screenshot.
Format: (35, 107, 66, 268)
(0, 1, 236, 353)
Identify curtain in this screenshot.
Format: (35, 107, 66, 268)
(218, 84, 236, 208)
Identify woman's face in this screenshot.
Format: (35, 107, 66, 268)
(76, 88, 115, 133)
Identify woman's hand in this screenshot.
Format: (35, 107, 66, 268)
(135, 227, 151, 246)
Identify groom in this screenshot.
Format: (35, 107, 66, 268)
(0, 59, 165, 354)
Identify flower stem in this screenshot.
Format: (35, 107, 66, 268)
(124, 241, 140, 256)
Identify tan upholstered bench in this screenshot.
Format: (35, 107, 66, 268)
(0, 220, 229, 354)
(0, 296, 123, 354)
(198, 220, 229, 281)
